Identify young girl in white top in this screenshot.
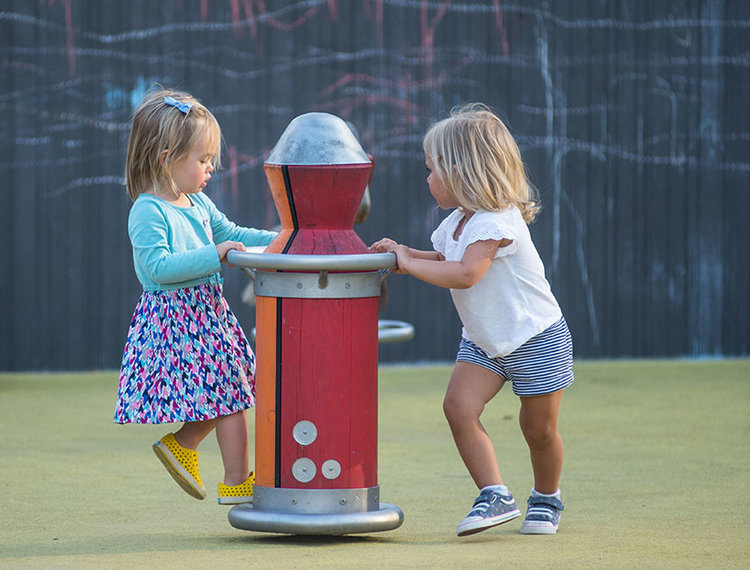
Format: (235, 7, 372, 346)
(114, 89, 276, 505)
(371, 103, 573, 536)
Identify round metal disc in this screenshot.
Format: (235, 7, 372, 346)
(292, 458, 316, 483)
(292, 420, 318, 446)
(321, 459, 342, 480)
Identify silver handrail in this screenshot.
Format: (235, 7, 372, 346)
(232, 251, 414, 345)
(227, 251, 397, 272)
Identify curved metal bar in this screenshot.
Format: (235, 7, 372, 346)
(378, 320, 415, 344)
(227, 250, 397, 272)
(228, 502, 404, 535)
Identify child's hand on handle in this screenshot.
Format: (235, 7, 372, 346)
(370, 238, 409, 274)
(370, 237, 398, 253)
(216, 241, 246, 266)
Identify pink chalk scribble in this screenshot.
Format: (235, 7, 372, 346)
(492, 0, 511, 57)
(44, 0, 75, 74)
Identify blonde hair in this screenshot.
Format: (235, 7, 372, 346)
(423, 103, 539, 223)
(125, 88, 222, 201)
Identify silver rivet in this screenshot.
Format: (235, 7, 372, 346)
(292, 458, 316, 483)
(293, 420, 318, 445)
(322, 459, 341, 480)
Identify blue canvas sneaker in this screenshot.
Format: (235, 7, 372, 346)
(520, 494, 564, 534)
(456, 488, 521, 537)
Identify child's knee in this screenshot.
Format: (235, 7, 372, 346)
(443, 393, 478, 427)
(443, 393, 463, 424)
(442, 394, 459, 423)
(520, 420, 557, 447)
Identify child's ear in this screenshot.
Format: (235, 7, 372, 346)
(159, 149, 169, 166)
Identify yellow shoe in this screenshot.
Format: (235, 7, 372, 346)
(218, 472, 255, 505)
(152, 433, 207, 500)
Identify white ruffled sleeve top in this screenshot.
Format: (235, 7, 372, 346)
(430, 207, 562, 357)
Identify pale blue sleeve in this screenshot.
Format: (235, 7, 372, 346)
(199, 193, 277, 247)
(129, 199, 220, 285)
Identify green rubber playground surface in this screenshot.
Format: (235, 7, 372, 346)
(1, 360, 748, 568)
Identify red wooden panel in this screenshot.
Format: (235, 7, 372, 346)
(285, 228, 369, 256)
(278, 297, 379, 488)
(346, 297, 380, 487)
(257, 160, 381, 491)
(286, 165, 372, 230)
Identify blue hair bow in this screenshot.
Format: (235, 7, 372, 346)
(164, 96, 192, 115)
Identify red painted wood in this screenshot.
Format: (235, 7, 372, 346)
(255, 160, 381, 492)
(286, 165, 372, 230)
(278, 298, 378, 488)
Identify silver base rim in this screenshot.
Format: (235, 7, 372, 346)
(228, 502, 404, 535)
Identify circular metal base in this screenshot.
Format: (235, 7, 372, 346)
(228, 502, 404, 536)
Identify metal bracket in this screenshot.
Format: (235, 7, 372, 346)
(254, 270, 382, 299)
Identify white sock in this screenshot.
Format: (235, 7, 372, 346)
(531, 488, 561, 499)
(481, 484, 510, 495)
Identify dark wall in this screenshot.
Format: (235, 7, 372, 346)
(2, 1, 748, 371)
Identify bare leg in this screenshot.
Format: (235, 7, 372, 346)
(215, 411, 250, 486)
(173, 419, 216, 449)
(519, 390, 564, 494)
(443, 361, 506, 489)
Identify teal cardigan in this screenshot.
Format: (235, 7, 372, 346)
(128, 192, 276, 291)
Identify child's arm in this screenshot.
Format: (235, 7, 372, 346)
(371, 238, 444, 263)
(371, 238, 443, 275)
(373, 238, 511, 288)
(213, 216, 277, 248)
(201, 193, 277, 247)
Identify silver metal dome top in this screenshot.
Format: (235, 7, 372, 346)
(265, 112, 370, 165)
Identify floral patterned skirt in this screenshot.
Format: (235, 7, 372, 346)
(114, 284, 255, 424)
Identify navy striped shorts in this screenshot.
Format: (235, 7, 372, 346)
(456, 317, 574, 397)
